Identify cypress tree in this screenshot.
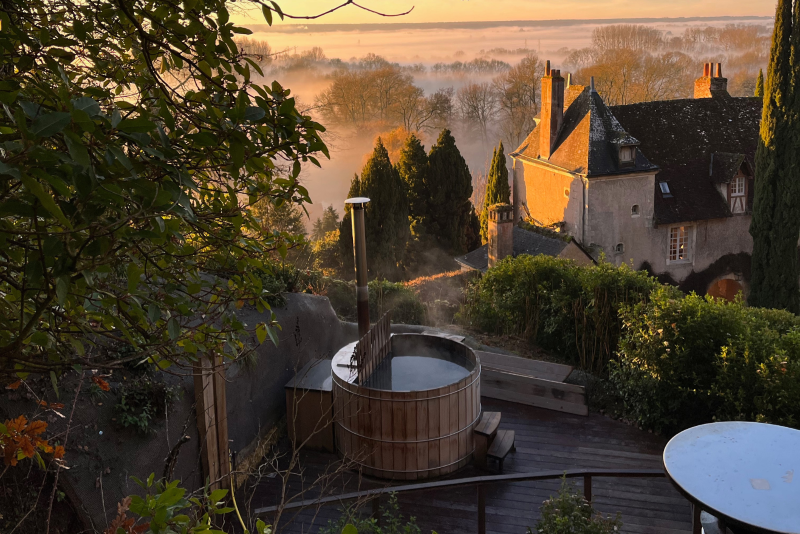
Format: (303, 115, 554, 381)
(749, 0, 800, 312)
(754, 68, 764, 97)
(339, 139, 410, 279)
(480, 141, 512, 242)
(396, 133, 429, 223)
(426, 129, 475, 255)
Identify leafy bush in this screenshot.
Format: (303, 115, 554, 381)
(319, 493, 426, 534)
(256, 262, 325, 306)
(610, 289, 800, 434)
(460, 255, 661, 373)
(114, 379, 181, 434)
(322, 279, 426, 325)
(530, 477, 621, 534)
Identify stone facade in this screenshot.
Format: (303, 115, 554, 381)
(510, 63, 760, 298)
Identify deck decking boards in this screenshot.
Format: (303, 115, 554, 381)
(252, 398, 692, 533)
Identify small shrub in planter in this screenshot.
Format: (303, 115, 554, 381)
(319, 493, 430, 534)
(529, 477, 621, 534)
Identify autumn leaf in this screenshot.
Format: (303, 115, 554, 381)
(6, 380, 21, 390)
(92, 376, 111, 391)
(53, 445, 65, 459)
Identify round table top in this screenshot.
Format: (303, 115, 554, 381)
(663, 422, 800, 534)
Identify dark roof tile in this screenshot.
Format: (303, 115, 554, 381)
(455, 227, 569, 271)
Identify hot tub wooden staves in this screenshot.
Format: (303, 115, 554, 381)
(331, 334, 481, 480)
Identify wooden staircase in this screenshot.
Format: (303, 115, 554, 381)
(473, 411, 516, 472)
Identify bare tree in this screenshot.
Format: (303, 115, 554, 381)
(456, 82, 498, 140)
(494, 53, 543, 147)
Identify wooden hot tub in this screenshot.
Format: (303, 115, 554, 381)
(331, 333, 481, 480)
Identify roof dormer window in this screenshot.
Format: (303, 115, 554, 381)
(659, 182, 673, 198)
(620, 145, 636, 164)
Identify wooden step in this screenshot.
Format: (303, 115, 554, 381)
(474, 411, 501, 438)
(481, 368, 588, 416)
(476, 350, 573, 383)
(487, 429, 516, 473)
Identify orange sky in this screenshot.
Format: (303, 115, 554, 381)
(232, 0, 775, 26)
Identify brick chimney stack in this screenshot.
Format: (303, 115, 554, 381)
(540, 61, 565, 160)
(694, 62, 727, 98)
(488, 203, 514, 269)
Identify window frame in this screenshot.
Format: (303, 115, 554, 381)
(667, 225, 693, 265)
(730, 175, 745, 197)
(631, 204, 640, 218)
(619, 145, 636, 164)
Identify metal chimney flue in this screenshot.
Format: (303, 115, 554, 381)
(345, 197, 371, 338)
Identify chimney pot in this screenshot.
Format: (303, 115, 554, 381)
(540, 64, 565, 159)
(715, 63, 722, 77)
(590, 76, 595, 92)
(488, 203, 514, 269)
(703, 63, 709, 77)
(545, 60, 551, 76)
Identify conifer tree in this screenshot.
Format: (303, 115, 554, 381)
(480, 141, 512, 242)
(426, 129, 475, 254)
(397, 133, 429, 223)
(749, 0, 800, 312)
(755, 68, 764, 97)
(339, 140, 410, 279)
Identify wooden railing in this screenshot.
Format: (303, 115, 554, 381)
(254, 468, 668, 534)
(349, 311, 391, 385)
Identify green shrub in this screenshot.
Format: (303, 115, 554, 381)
(256, 262, 325, 306)
(460, 255, 661, 374)
(115, 379, 181, 434)
(319, 493, 425, 534)
(611, 289, 800, 433)
(530, 477, 621, 534)
(322, 278, 426, 325)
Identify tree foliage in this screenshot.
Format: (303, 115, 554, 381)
(0, 0, 328, 376)
(338, 140, 409, 279)
(425, 130, 475, 255)
(748, 0, 800, 312)
(480, 142, 511, 242)
(312, 206, 341, 241)
(755, 67, 764, 96)
(396, 133, 429, 224)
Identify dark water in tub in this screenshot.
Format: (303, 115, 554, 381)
(361, 354, 471, 391)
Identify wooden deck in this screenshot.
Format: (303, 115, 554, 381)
(252, 398, 692, 534)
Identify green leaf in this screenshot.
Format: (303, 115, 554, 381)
(342, 524, 358, 534)
(20, 175, 73, 229)
(50, 370, 59, 398)
(0, 161, 21, 179)
(148, 304, 161, 323)
(261, 4, 273, 25)
(127, 263, 142, 293)
(209, 489, 228, 503)
(244, 106, 266, 122)
(71, 96, 100, 116)
(64, 131, 91, 167)
(56, 276, 69, 305)
(118, 116, 155, 133)
(30, 112, 71, 137)
(167, 317, 180, 340)
(230, 141, 244, 168)
(267, 325, 278, 346)
(256, 323, 267, 344)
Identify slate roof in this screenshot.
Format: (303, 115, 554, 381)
(512, 87, 658, 177)
(610, 95, 761, 225)
(455, 227, 570, 271)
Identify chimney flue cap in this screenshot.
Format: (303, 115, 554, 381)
(345, 197, 371, 207)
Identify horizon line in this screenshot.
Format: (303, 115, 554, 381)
(249, 15, 774, 33)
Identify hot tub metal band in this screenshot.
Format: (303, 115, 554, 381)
(332, 369, 481, 402)
(334, 406, 483, 444)
(342, 449, 477, 475)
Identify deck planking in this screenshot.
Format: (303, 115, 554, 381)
(251, 398, 692, 534)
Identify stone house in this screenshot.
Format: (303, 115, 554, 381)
(509, 62, 761, 299)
